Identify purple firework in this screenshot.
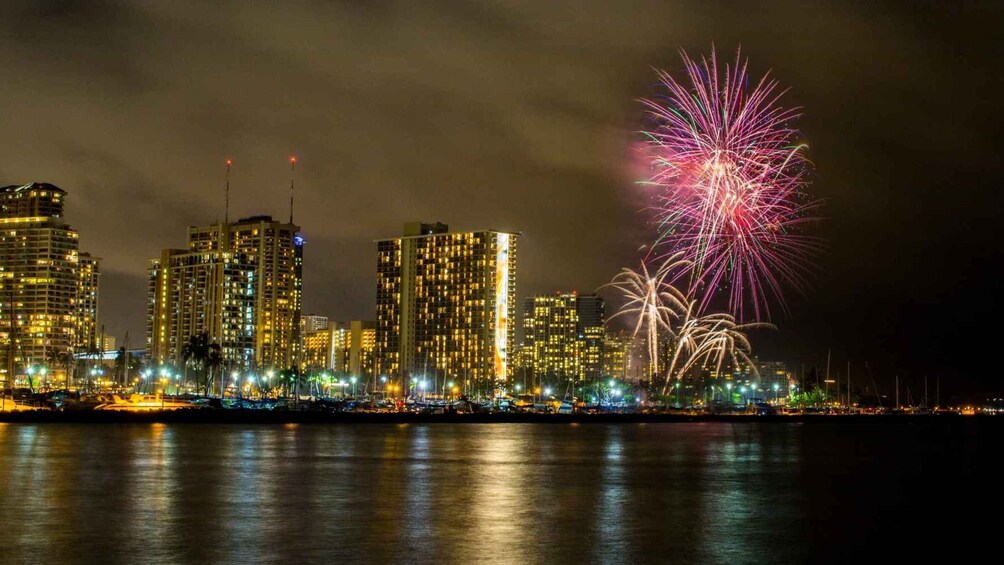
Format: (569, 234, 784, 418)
(640, 46, 821, 320)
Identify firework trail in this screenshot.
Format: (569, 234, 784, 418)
(605, 259, 773, 389)
(605, 253, 690, 378)
(640, 46, 821, 320)
(660, 308, 774, 395)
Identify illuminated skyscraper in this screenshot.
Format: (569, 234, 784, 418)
(77, 252, 101, 353)
(375, 222, 517, 391)
(1, 183, 100, 383)
(147, 248, 256, 368)
(521, 292, 605, 381)
(521, 293, 581, 379)
(147, 215, 302, 371)
(576, 294, 605, 380)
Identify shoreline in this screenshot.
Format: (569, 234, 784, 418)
(0, 410, 991, 425)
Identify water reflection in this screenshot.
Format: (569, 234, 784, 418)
(2, 421, 990, 563)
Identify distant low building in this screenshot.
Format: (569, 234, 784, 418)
(302, 314, 329, 335)
(303, 320, 377, 385)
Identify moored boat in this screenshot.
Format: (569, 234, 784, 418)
(95, 394, 197, 412)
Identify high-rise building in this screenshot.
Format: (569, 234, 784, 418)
(147, 215, 302, 371)
(576, 294, 605, 379)
(575, 294, 605, 330)
(147, 248, 256, 368)
(521, 293, 581, 379)
(521, 292, 605, 381)
(188, 216, 303, 370)
(77, 252, 101, 353)
(1, 183, 100, 383)
(375, 222, 517, 390)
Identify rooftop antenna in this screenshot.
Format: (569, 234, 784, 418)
(289, 156, 296, 224)
(225, 159, 232, 224)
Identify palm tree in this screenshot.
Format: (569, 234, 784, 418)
(45, 348, 65, 389)
(181, 333, 210, 393)
(59, 350, 76, 389)
(86, 343, 102, 392)
(114, 347, 128, 387)
(205, 343, 222, 397)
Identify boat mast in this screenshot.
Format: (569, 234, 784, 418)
(847, 361, 851, 409)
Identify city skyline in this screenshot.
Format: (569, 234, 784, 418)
(4, 5, 1003, 564)
(1, 3, 1002, 393)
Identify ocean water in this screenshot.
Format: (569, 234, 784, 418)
(0, 420, 999, 564)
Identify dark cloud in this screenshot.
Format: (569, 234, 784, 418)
(2, 1, 1002, 393)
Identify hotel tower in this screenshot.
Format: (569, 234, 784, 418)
(375, 222, 517, 392)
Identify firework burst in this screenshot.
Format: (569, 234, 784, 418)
(640, 46, 821, 320)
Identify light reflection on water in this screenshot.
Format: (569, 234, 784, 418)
(0, 421, 993, 564)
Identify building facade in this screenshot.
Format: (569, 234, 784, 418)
(147, 248, 256, 369)
(332, 321, 376, 381)
(188, 216, 303, 370)
(375, 222, 517, 391)
(1, 183, 99, 384)
(302, 321, 334, 370)
(77, 252, 101, 352)
(520, 292, 605, 381)
(147, 215, 302, 371)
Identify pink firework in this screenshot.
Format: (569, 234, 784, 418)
(640, 47, 821, 320)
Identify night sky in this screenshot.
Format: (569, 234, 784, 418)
(2, 1, 1001, 395)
